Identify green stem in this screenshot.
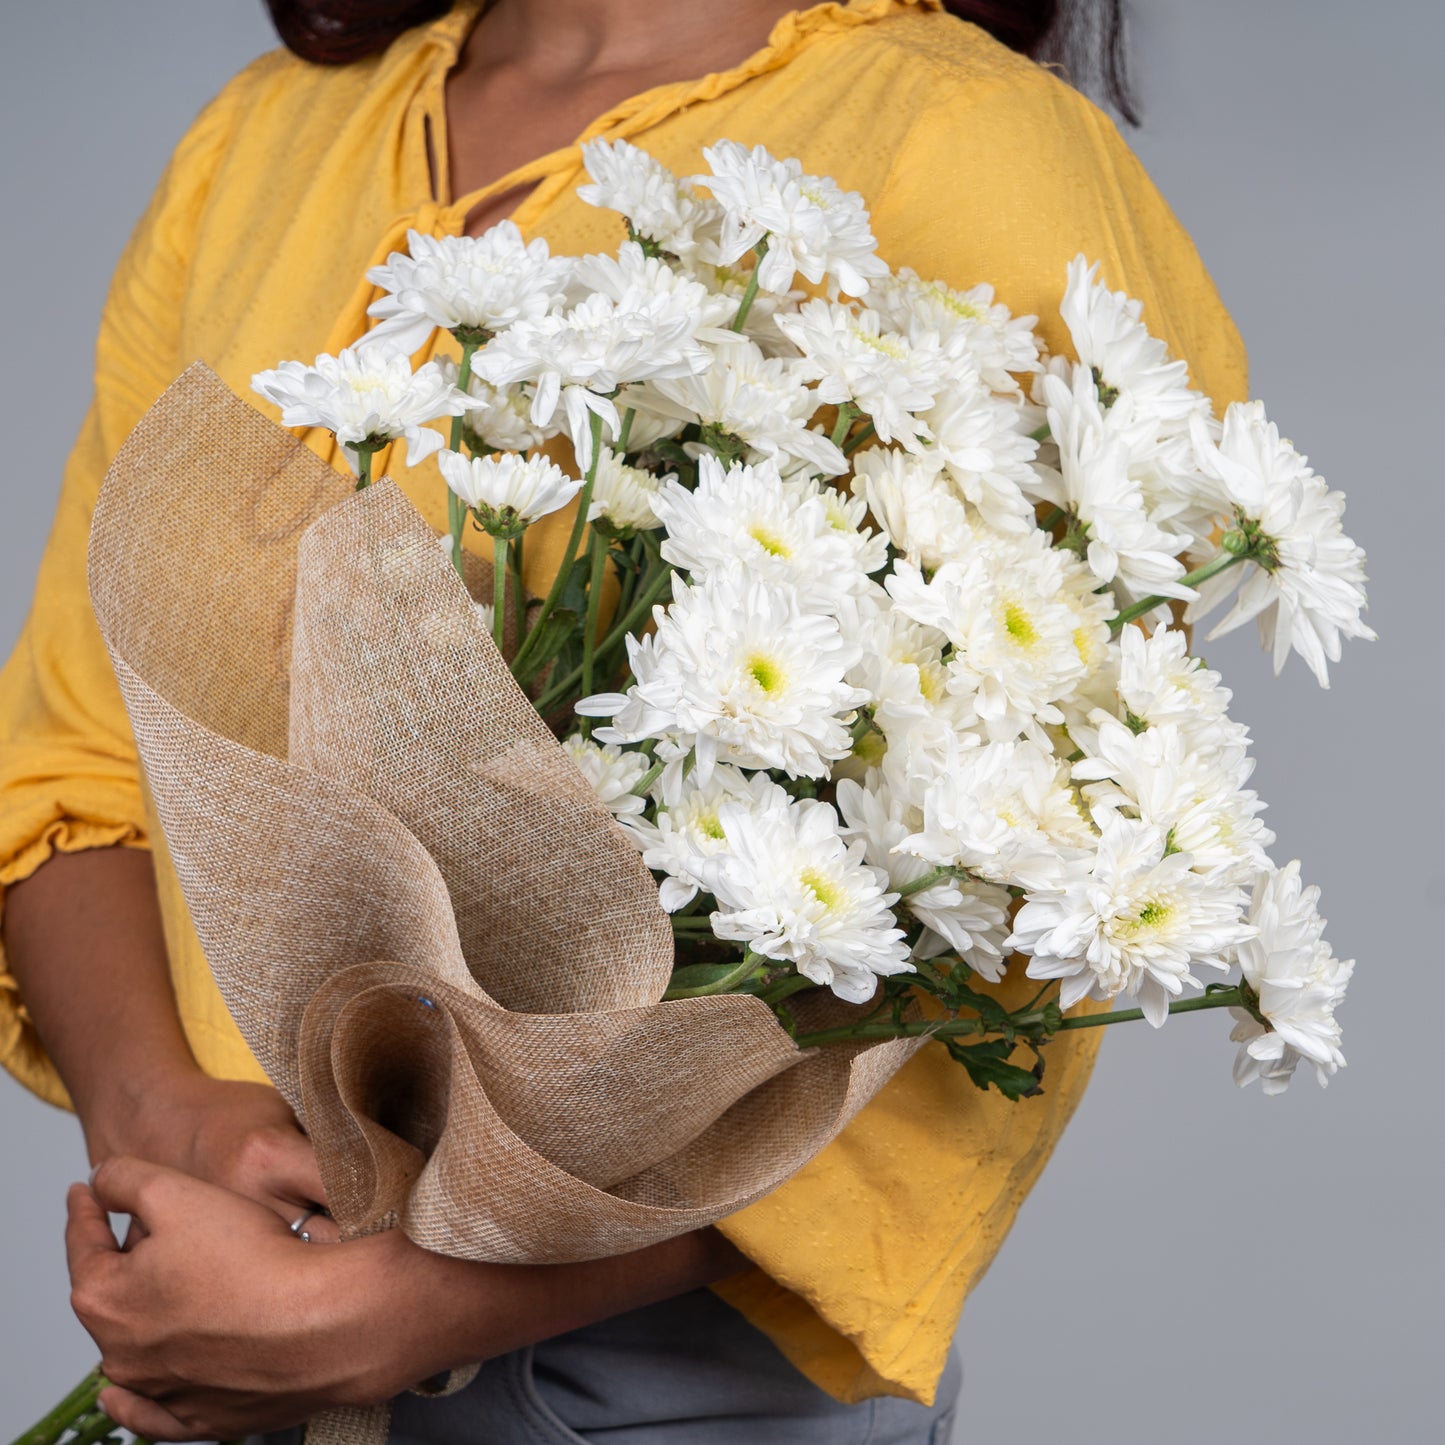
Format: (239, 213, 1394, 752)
(617, 406, 636, 454)
(1110, 549, 1245, 634)
(829, 401, 858, 450)
(511, 409, 605, 680)
(760, 973, 818, 1006)
(794, 986, 1243, 1050)
(581, 529, 609, 703)
(509, 532, 527, 650)
(1038, 505, 1067, 532)
(446, 342, 480, 578)
(628, 758, 666, 797)
(533, 559, 675, 715)
(1047, 987, 1242, 1031)
(492, 535, 508, 654)
(1029, 422, 1051, 443)
(354, 446, 373, 491)
(67, 1410, 122, 1445)
(895, 865, 960, 900)
(663, 951, 762, 1000)
(843, 420, 876, 456)
(11, 1368, 102, 1445)
(728, 237, 769, 333)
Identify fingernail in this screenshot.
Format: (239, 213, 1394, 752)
(87, 1164, 99, 1186)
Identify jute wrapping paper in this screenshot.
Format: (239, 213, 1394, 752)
(88, 366, 928, 1436)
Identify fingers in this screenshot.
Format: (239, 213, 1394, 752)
(65, 1181, 120, 1282)
(268, 1124, 330, 1207)
(87, 1156, 187, 1224)
(97, 1383, 194, 1441)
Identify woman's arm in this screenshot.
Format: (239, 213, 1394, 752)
(4, 847, 336, 1232)
(67, 1157, 748, 1440)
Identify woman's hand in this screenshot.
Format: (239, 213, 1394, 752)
(93, 1073, 341, 1242)
(66, 1158, 424, 1438)
(66, 1156, 752, 1439)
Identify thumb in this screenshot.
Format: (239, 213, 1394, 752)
(87, 1155, 190, 1227)
(64, 1180, 120, 1283)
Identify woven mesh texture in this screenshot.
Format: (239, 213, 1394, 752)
(88, 365, 927, 1272)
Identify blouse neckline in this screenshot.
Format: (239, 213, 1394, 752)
(417, 0, 941, 229)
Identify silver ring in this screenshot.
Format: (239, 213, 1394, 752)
(289, 1207, 320, 1240)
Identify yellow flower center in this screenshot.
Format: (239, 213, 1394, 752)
(852, 327, 909, 360)
(1003, 601, 1039, 648)
(748, 523, 793, 558)
(697, 809, 726, 842)
(1118, 897, 1173, 936)
(746, 654, 786, 694)
(800, 867, 845, 911)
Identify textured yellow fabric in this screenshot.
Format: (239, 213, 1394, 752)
(0, 0, 1246, 1405)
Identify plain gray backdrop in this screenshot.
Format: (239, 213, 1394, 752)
(0, 2, 1438, 1440)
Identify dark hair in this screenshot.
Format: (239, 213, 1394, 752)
(265, 0, 1137, 122)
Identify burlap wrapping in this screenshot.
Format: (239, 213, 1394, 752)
(88, 366, 927, 1435)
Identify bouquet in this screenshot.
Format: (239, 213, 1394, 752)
(19, 139, 1371, 1445)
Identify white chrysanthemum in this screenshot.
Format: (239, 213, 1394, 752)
(628, 336, 847, 478)
(578, 138, 723, 264)
(702, 796, 912, 1003)
(900, 737, 1092, 892)
(587, 448, 668, 533)
(1010, 815, 1253, 1026)
(577, 566, 867, 782)
(922, 379, 1041, 534)
(875, 269, 1042, 394)
(885, 531, 1114, 743)
(437, 449, 581, 532)
(1073, 717, 1273, 885)
(435, 358, 561, 453)
(365, 224, 573, 354)
(851, 449, 974, 571)
(1059, 255, 1208, 430)
(1113, 625, 1247, 755)
(623, 764, 789, 911)
(775, 299, 944, 448)
(1230, 861, 1352, 1093)
(836, 776, 1012, 979)
(252, 347, 465, 472)
(1034, 366, 1194, 602)
(653, 454, 884, 612)
(561, 734, 650, 819)
(474, 245, 727, 470)
(845, 605, 963, 735)
(1187, 402, 1375, 686)
(694, 139, 889, 298)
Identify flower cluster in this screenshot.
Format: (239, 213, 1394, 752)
(254, 138, 1370, 1097)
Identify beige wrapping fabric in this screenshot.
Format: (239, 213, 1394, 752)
(88, 366, 927, 1430)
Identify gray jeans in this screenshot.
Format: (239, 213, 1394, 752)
(266, 1288, 962, 1443)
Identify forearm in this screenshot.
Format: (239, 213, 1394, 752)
(3, 845, 201, 1160)
(348, 1227, 751, 1394)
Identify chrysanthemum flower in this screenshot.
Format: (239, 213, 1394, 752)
(703, 796, 913, 1003)
(851, 448, 974, 571)
(1010, 815, 1253, 1026)
(1229, 861, 1352, 1093)
(1187, 401, 1375, 686)
(578, 138, 723, 265)
(587, 448, 668, 534)
(251, 346, 466, 473)
(693, 139, 889, 298)
(561, 734, 651, 819)
(365, 224, 573, 354)
(654, 454, 884, 612)
(437, 449, 581, 534)
(577, 565, 867, 781)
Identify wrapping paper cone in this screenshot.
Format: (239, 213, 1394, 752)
(88, 365, 927, 1431)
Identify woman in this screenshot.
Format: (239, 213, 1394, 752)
(0, 0, 1245, 1438)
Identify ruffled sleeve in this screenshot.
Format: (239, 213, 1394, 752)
(0, 80, 247, 1108)
(715, 56, 1248, 1406)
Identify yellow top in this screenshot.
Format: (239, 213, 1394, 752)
(0, 0, 1246, 1407)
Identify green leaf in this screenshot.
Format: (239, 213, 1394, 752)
(512, 607, 579, 688)
(666, 963, 750, 992)
(946, 1038, 1045, 1101)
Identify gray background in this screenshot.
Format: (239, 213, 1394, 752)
(0, 1, 1438, 1439)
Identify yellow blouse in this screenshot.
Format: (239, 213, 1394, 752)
(0, 0, 1246, 1407)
